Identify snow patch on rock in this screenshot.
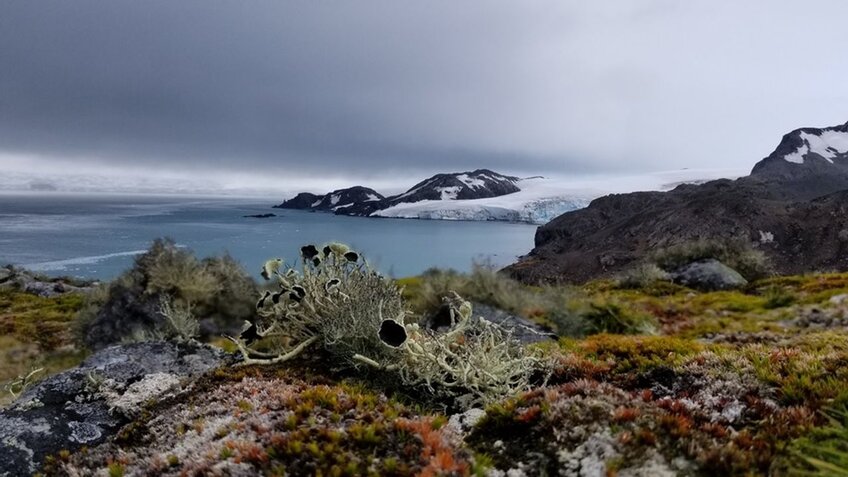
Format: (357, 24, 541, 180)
(437, 186, 462, 200)
(784, 130, 848, 164)
(457, 174, 485, 189)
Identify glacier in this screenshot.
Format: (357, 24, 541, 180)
(372, 169, 746, 225)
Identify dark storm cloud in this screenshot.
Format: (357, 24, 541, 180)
(1, 1, 847, 186)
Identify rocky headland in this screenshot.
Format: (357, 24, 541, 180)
(506, 121, 848, 283)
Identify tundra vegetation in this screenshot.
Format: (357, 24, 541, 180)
(5, 240, 848, 475)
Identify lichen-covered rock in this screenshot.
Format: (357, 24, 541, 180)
(0, 341, 230, 476)
(671, 259, 748, 291)
(0, 266, 96, 297)
(49, 373, 472, 476)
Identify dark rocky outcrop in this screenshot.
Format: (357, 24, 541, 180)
(506, 121, 848, 284)
(0, 265, 96, 297)
(274, 192, 321, 209)
(0, 341, 231, 477)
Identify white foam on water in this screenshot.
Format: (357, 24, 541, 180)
(23, 250, 149, 271)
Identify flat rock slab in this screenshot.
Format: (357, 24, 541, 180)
(0, 341, 231, 476)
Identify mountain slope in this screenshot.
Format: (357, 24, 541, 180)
(505, 121, 848, 283)
(274, 186, 383, 212)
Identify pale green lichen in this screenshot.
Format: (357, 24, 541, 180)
(354, 292, 544, 408)
(230, 242, 406, 368)
(228, 243, 542, 408)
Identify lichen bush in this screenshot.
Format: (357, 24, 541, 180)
(357, 292, 545, 409)
(158, 296, 199, 342)
(234, 242, 407, 367)
(231, 243, 543, 408)
(649, 238, 773, 281)
(79, 238, 258, 349)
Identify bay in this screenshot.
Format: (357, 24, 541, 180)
(0, 192, 536, 280)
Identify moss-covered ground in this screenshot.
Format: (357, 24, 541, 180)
(23, 269, 848, 475)
(400, 270, 848, 475)
(0, 289, 88, 406)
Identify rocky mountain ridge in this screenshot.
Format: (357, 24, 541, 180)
(274, 186, 384, 212)
(506, 121, 848, 283)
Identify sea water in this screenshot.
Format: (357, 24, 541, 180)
(0, 192, 536, 280)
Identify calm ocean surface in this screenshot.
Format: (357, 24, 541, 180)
(0, 193, 537, 280)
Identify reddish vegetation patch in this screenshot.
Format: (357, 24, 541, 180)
(471, 378, 812, 475)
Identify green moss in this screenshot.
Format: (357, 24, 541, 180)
(789, 403, 848, 476)
(580, 299, 657, 335)
(561, 334, 703, 375)
(762, 287, 796, 309)
(0, 289, 89, 406)
(107, 463, 124, 477)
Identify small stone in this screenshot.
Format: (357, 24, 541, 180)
(68, 421, 102, 444)
(445, 408, 486, 444)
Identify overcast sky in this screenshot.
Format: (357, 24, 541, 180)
(1, 1, 847, 193)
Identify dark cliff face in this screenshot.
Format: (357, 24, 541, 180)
(505, 121, 848, 284)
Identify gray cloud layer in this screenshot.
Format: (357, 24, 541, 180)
(1, 1, 847, 188)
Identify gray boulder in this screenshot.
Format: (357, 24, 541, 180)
(0, 341, 231, 476)
(0, 267, 12, 284)
(422, 302, 555, 344)
(671, 259, 748, 291)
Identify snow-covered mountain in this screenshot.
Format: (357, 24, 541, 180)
(274, 186, 383, 212)
(343, 169, 520, 216)
(749, 121, 848, 200)
(760, 121, 848, 167)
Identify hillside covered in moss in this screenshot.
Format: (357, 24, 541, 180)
(3, 242, 848, 476)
